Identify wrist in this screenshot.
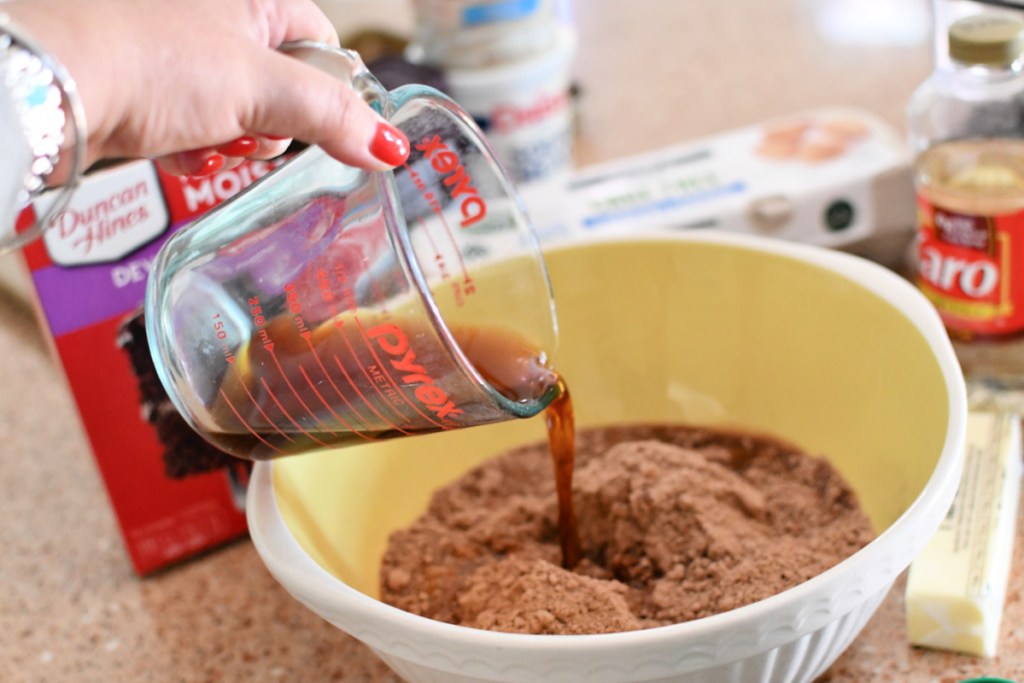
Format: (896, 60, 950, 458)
(0, 10, 86, 250)
(3, 0, 123, 174)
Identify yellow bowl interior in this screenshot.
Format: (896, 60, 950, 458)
(270, 239, 949, 599)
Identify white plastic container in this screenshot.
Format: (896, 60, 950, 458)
(443, 26, 577, 191)
(408, 0, 562, 68)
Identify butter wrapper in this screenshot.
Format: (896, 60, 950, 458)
(905, 410, 1023, 657)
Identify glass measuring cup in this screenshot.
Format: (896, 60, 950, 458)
(144, 43, 559, 461)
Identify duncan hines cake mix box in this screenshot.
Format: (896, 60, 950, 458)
(16, 156, 293, 574)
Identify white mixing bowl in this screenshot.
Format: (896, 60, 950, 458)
(248, 233, 966, 682)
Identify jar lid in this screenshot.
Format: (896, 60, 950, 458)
(949, 14, 1024, 66)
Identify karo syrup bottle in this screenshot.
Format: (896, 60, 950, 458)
(908, 13, 1024, 397)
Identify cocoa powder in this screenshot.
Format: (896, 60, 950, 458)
(380, 424, 875, 635)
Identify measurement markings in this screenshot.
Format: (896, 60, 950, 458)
(259, 377, 330, 447)
(330, 353, 414, 435)
(266, 347, 339, 436)
(229, 363, 294, 443)
(302, 332, 373, 430)
(217, 388, 284, 455)
(336, 321, 419, 431)
(423, 189, 472, 287)
(297, 365, 373, 441)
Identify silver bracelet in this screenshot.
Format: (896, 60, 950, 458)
(0, 12, 86, 251)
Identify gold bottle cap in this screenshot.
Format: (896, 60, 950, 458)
(949, 14, 1024, 66)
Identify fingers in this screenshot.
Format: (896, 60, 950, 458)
(243, 50, 409, 172)
(216, 136, 291, 162)
(215, 136, 260, 157)
(155, 0, 409, 178)
(156, 135, 292, 176)
(158, 149, 221, 177)
(263, 0, 340, 47)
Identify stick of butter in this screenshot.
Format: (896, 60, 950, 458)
(905, 410, 1022, 657)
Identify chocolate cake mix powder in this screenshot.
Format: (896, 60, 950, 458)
(380, 424, 875, 635)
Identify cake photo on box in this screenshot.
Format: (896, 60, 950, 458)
(116, 308, 251, 508)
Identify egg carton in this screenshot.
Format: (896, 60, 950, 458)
(525, 106, 916, 269)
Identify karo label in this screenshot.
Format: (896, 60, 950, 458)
(38, 163, 168, 266)
(934, 208, 993, 252)
(915, 194, 1024, 336)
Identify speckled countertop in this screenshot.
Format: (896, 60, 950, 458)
(3, 1, 1024, 681)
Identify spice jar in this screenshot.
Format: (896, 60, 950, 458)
(908, 13, 1024, 394)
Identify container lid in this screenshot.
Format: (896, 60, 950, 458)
(949, 14, 1024, 66)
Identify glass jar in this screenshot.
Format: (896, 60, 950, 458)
(908, 13, 1024, 399)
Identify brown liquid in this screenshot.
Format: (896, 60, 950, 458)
(545, 379, 581, 569)
(448, 328, 581, 568)
(207, 315, 582, 569)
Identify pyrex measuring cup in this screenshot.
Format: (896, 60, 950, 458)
(144, 43, 559, 461)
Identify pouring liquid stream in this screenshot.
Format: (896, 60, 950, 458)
(451, 325, 581, 569)
(545, 380, 580, 570)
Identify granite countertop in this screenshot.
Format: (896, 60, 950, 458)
(3, 1, 1024, 681)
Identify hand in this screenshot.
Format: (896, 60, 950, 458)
(5, 0, 410, 179)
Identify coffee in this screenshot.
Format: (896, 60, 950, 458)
(201, 315, 564, 454)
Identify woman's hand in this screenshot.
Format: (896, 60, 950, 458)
(5, 0, 409, 178)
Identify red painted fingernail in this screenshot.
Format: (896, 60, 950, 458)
(216, 136, 259, 157)
(369, 122, 409, 167)
(261, 133, 289, 141)
(191, 154, 225, 177)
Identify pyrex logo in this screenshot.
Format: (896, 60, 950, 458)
(40, 162, 168, 266)
(415, 135, 488, 228)
(367, 322, 464, 421)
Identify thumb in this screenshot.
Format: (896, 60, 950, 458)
(245, 51, 409, 171)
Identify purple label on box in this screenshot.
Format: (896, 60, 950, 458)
(31, 224, 184, 338)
